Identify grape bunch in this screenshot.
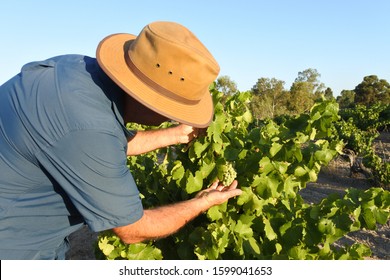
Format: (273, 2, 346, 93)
(219, 162, 237, 186)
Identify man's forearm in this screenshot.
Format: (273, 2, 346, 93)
(126, 128, 177, 156)
(113, 196, 209, 244)
(126, 124, 200, 156)
(112, 181, 241, 244)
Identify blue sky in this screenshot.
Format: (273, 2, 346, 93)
(1, 0, 389, 96)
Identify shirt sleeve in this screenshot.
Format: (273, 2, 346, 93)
(36, 129, 144, 232)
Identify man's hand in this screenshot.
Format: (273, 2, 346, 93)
(196, 180, 242, 208)
(173, 124, 207, 144)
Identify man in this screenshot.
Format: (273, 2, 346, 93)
(0, 21, 242, 259)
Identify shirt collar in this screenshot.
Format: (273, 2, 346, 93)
(111, 96, 135, 138)
(96, 62, 135, 138)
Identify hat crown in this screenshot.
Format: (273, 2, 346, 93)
(126, 22, 220, 103)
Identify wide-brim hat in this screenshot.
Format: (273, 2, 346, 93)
(96, 21, 220, 128)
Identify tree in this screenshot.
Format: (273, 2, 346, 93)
(287, 81, 315, 114)
(324, 87, 334, 100)
(337, 90, 355, 108)
(250, 77, 288, 119)
(295, 68, 326, 96)
(215, 75, 238, 96)
(286, 68, 326, 115)
(354, 75, 390, 106)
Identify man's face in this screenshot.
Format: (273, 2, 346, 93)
(124, 94, 170, 126)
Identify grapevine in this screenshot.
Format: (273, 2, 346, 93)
(96, 88, 390, 260)
(334, 103, 390, 187)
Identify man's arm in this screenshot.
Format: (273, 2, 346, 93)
(112, 180, 241, 244)
(126, 124, 204, 156)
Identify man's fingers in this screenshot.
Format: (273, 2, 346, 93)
(226, 188, 242, 198)
(211, 186, 242, 204)
(209, 180, 219, 189)
(224, 181, 241, 197)
(226, 180, 238, 190)
(209, 179, 238, 191)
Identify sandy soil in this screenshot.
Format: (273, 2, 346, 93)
(66, 135, 390, 260)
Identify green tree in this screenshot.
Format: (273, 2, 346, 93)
(250, 77, 288, 119)
(287, 68, 326, 114)
(287, 81, 315, 114)
(295, 68, 326, 96)
(215, 75, 238, 96)
(337, 90, 355, 108)
(354, 75, 390, 106)
(324, 87, 334, 100)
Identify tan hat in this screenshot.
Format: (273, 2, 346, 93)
(96, 21, 220, 128)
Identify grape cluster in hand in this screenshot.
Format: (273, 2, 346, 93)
(220, 162, 237, 186)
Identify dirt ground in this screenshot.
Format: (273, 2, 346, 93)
(66, 135, 390, 260)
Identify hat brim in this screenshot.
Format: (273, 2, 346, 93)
(96, 33, 214, 128)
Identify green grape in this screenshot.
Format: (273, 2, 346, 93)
(220, 162, 237, 186)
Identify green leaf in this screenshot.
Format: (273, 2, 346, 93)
(275, 243, 282, 254)
(309, 206, 320, 220)
(309, 128, 317, 140)
(198, 161, 215, 179)
(186, 171, 203, 194)
(238, 149, 248, 159)
(349, 243, 372, 259)
(311, 111, 322, 122)
(288, 245, 307, 260)
(265, 121, 280, 136)
(126, 243, 163, 260)
(234, 220, 253, 239)
(224, 146, 241, 161)
(248, 237, 261, 254)
(294, 166, 307, 177)
(264, 218, 277, 240)
(208, 113, 226, 143)
(314, 149, 335, 164)
(98, 236, 115, 256)
(236, 187, 252, 206)
(258, 157, 275, 175)
(308, 169, 318, 182)
(362, 207, 377, 229)
(295, 132, 309, 144)
(373, 208, 390, 225)
(279, 221, 292, 236)
(207, 205, 222, 221)
(242, 110, 253, 123)
(270, 142, 283, 157)
(318, 218, 336, 235)
(192, 141, 209, 158)
(293, 148, 303, 162)
(273, 161, 289, 174)
(171, 162, 184, 180)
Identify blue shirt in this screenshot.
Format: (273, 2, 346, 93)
(0, 55, 143, 259)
